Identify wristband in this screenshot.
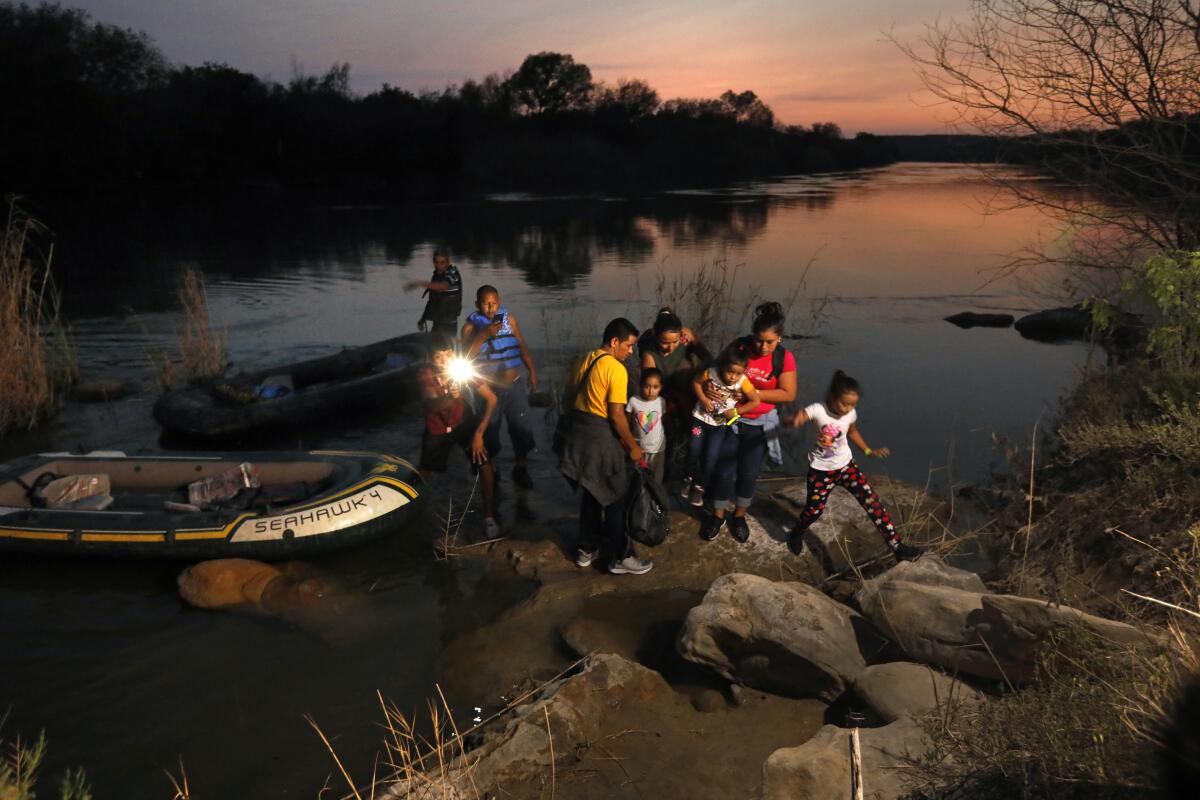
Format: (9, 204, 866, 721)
(863, 447, 873, 457)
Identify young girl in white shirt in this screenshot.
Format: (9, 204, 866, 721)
(787, 370, 920, 562)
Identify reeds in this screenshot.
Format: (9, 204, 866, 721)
(0, 198, 76, 432)
(177, 268, 226, 383)
(150, 267, 227, 389)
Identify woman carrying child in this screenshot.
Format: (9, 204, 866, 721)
(787, 370, 921, 562)
(696, 302, 797, 543)
(691, 349, 762, 541)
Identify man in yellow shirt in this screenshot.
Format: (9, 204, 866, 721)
(558, 318, 652, 575)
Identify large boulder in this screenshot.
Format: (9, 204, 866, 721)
(678, 573, 867, 700)
(853, 662, 983, 723)
(760, 717, 927, 800)
(972, 594, 1159, 683)
(880, 556, 988, 593)
(855, 562, 1158, 684)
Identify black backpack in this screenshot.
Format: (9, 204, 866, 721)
(626, 466, 670, 546)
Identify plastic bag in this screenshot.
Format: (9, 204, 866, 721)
(188, 463, 260, 508)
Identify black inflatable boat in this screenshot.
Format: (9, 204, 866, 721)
(153, 334, 428, 439)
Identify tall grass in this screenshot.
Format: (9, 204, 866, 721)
(150, 268, 227, 389)
(0, 199, 76, 432)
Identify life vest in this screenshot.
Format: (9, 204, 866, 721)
(468, 306, 523, 373)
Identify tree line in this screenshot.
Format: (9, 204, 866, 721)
(0, 2, 901, 202)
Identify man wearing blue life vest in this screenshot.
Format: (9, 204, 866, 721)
(462, 285, 539, 489)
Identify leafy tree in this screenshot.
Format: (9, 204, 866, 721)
(507, 51, 593, 114)
(595, 78, 660, 120)
(718, 90, 774, 127)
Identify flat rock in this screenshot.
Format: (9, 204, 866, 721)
(678, 573, 867, 700)
(853, 662, 983, 723)
(760, 717, 927, 800)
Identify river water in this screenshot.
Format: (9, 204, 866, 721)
(0, 163, 1091, 797)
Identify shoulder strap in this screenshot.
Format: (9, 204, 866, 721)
(578, 352, 613, 387)
(770, 345, 787, 380)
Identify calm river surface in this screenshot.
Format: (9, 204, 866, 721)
(0, 164, 1091, 797)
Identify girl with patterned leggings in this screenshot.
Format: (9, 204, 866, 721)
(786, 370, 921, 562)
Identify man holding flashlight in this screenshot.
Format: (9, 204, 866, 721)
(416, 334, 499, 538)
(559, 318, 652, 575)
(462, 285, 538, 489)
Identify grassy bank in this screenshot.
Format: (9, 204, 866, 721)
(905, 251, 1200, 799)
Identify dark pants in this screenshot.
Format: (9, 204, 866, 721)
(710, 423, 768, 511)
(799, 461, 900, 546)
(484, 382, 536, 460)
(578, 488, 631, 558)
(688, 420, 733, 488)
(427, 319, 458, 337)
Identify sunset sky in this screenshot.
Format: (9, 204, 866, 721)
(72, 0, 967, 134)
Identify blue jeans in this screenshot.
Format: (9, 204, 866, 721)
(484, 383, 536, 461)
(710, 423, 768, 511)
(687, 419, 732, 489)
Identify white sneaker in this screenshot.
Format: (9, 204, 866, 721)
(575, 548, 598, 568)
(609, 555, 653, 575)
(483, 517, 500, 538)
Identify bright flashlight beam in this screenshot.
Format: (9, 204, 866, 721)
(447, 357, 478, 385)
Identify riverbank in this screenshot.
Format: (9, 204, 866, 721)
(344, 451, 1182, 800)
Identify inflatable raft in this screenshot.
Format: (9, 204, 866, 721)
(0, 450, 422, 559)
(153, 333, 428, 439)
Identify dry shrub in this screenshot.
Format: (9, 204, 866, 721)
(0, 727, 92, 800)
(653, 252, 826, 350)
(177, 268, 225, 383)
(0, 199, 76, 432)
(905, 624, 1199, 800)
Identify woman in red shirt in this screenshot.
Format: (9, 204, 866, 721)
(698, 302, 797, 543)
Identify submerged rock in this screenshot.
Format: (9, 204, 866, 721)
(944, 311, 1014, 329)
(177, 558, 367, 645)
(853, 662, 983, 723)
(1014, 306, 1094, 341)
(677, 573, 867, 700)
(760, 717, 927, 800)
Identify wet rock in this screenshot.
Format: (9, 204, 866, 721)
(560, 616, 627, 659)
(853, 662, 983, 723)
(944, 311, 1014, 329)
(678, 574, 867, 701)
(760, 717, 927, 800)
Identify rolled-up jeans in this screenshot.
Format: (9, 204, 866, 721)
(709, 423, 768, 511)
